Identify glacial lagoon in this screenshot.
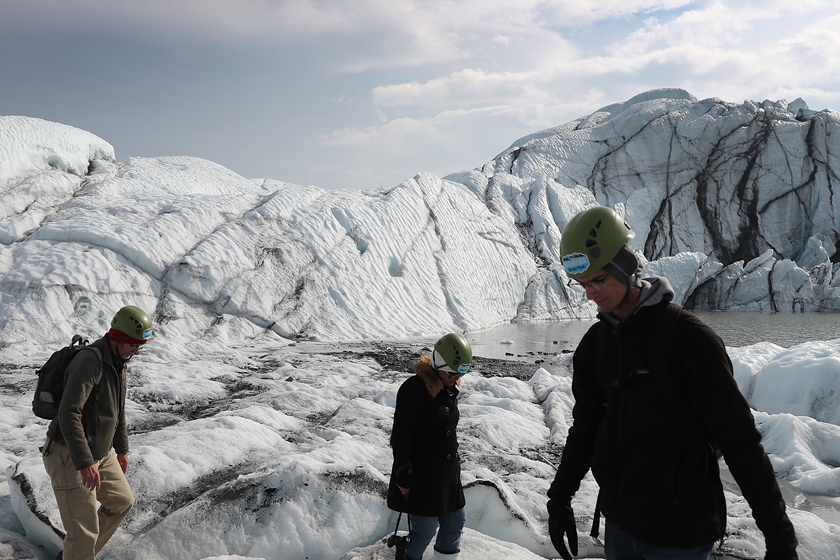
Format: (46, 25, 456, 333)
(469, 311, 840, 361)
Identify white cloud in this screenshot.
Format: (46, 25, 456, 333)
(5, 0, 840, 190)
(11, 0, 840, 86)
(372, 69, 545, 109)
(601, 3, 840, 102)
(314, 105, 539, 188)
(322, 108, 492, 148)
(337, 0, 840, 190)
(3, 1, 681, 69)
(540, 0, 695, 25)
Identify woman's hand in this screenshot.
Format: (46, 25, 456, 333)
(398, 485, 410, 496)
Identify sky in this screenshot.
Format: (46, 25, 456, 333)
(2, 0, 840, 191)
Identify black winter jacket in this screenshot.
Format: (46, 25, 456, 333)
(387, 357, 465, 516)
(549, 278, 797, 554)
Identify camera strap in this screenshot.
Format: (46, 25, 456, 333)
(393, 495, 411, 539)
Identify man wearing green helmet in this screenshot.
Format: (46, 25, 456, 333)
(546, 206, 798, 560)
(387, 333, 472, 560)
(42, 305, 153, 560)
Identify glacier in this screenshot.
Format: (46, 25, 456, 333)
(5, 89, 840, 354)
(3, 91, 840, 560)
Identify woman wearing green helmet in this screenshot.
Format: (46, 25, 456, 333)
(386, 333, 472, 560)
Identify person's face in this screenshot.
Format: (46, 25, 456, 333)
(574, 269, 632, 317)
(437, 368, 461, 387)
(116, 341, 142, 360)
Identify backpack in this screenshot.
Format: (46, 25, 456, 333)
(33, 334, 103, 420)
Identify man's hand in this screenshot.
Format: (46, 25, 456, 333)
(117, 453, 129, 474)
(547, 499, 578, 560)
(80, 464, 101, 492)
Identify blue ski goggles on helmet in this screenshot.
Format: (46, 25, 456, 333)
(442, 363, 471, 378)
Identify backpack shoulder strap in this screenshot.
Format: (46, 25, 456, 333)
(650, 303, 692, 418)
(650, 303, 722, 458)
(83, 345, 104, 385)
(80, 345, 105, 435)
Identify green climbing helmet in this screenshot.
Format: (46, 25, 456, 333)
(432, 333, 473, 375)
(560, 206, 635, 279)
(111, 305, 154, 343)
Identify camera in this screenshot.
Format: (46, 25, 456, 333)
(386, 533, 409, 560)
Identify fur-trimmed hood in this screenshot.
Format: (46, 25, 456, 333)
(414, 355, 460, 398)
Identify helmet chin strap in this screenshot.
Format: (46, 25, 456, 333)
(621, 283, 634, 305)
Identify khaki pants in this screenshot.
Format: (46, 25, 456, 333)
(42, 441, 134, 560)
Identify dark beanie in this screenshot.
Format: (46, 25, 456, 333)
(604, 244, 643, 287)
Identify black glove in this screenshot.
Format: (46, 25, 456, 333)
(765, 551, 798, 560)
(395, 462, 415, 489)
(765, 547, 798, 560)
(547, 498, 577, 560)
(764, 516, 799, 560)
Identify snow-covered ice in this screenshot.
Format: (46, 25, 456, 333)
(4, 339, 840, 560)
